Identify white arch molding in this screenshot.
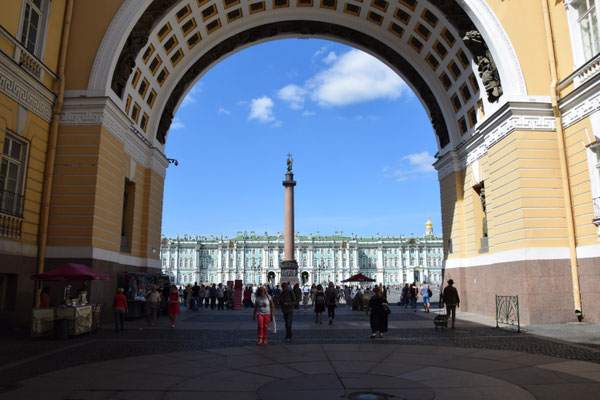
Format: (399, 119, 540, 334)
(84, 0, 528, 155)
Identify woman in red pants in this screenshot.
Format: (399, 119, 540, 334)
(252, 287, 274, 344)
(168, 285, 180, 328)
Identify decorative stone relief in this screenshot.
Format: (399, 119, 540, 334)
(463, 30, 503, 102)
(0, 52, 54, 122)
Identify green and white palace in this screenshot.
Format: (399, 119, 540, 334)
(161, 218, 443, 286)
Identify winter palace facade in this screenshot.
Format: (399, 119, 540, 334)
(160, 218, 443, 286)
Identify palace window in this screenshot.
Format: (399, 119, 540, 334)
(20, 0, 48, 56)
(578, 0, 600, 61)
(1, 134, 28, 218)
(567, 0, 600, 66)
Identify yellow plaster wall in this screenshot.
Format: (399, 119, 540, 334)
(0, 92, 50, 246)
(0, 1, 23, 37)
(440, 171, 465, 261)
(486, 129, 569, 252)
(49, 122, 161, 261)
(485, 0, 551, 95)
(564, 118, 598, 247)
(42, 0, 67, 74)
(64, 0, 123, 91)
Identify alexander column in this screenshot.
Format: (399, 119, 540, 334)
(280, 153, 299, 284)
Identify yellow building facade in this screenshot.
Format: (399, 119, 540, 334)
(0, 0, 599, 325)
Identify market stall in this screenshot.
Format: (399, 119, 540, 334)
(31, 263, 113, 338)
(342, 273, 376, 310)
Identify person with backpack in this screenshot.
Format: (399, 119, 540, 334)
(325, 282, 338, 325)
(314, 284, 326, 324)
(420, 281, 431, 313)
(278, 282, 296, 342)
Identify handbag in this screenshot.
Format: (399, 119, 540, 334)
(382, 305, 391, 315)
(269, 314, 277, 333)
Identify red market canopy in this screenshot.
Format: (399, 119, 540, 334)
(341, 273, 376, 283)
(31, 263, 114, 281)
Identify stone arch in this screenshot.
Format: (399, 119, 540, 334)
(85, 0, 526, 156)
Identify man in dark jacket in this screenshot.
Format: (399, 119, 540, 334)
(209, 284, 217, 309)
(442, 279, 460, 329)
(279, 282, 296, 342)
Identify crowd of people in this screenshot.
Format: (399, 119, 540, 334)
(112, 279, 460, 338)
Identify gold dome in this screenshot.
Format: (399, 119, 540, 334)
(426, 216, 433, 228)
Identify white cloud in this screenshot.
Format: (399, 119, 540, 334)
(170, 118, 185, 130)
(306, 49, 407, 107)
(313, 46, 329, 58)
(322, 51, 338, 65)
(402, 152, 436, 173)
(302, 110, 316, 117)
(248, 96, 275, 123)
(218, 107, 231, 115)
(181, 84, 202, 107)
(384, 151, 436, 182)
(277, 84, 307, 110)
(272, 120, 283, 128)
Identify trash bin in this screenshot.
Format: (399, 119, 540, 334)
(54, 319, 69, 340)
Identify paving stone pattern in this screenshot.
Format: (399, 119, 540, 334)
(1, 306, 599, 399)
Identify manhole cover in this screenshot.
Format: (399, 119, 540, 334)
(347, 392, 392, 400)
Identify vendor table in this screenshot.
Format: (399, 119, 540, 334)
(32, 304, 104, 338)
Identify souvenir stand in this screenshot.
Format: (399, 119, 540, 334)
(119, 272, 170, 319)
(341, 273, 376, 309)
(31, 263, 113, 338)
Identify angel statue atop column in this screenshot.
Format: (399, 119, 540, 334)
(286, 153, 293, 172)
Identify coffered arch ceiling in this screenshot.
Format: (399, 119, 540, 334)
(90, 0, 525, 155)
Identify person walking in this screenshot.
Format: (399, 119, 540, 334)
(302, 285, 310, 312)
(243, 285, 253, 308)
(366, 286, 389, 338)
(293, 283, 302, 310)
(167, 285, 180, 328)
(279, 282, 296, 342)
(314, 284, 325, 323)
(420, 281, 431, 313)
(191, 282, 200, 311)
(325, 282, 338, 325)
(198, 284, 205, 309)
(409, 282, 419, 312)
(443, 279, 460, 329)
(401, 284, 409, 308)
(204, 285, 210, 309)
(209, 284, 217, 309)
(310, 284, 317, 308)
(112, 288, 128, 332)
(145, 285, 160, 326)
(253, 287, 274, 344)
(217, 283, 225, 310)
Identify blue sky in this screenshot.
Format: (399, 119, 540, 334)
(162, 39, 441, 239)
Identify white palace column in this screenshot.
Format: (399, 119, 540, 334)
(377, 248, 384, 284)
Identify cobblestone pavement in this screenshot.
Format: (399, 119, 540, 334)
(1, 306, 599, 399)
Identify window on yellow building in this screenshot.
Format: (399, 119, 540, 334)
(20, 0, 47, 56)
(577, 0, 600, 60)
(0, 134, 27, 218)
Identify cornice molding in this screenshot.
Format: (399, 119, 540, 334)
(560, 72, 600, 128)
(0, 50, 55, 122)
(435, 101, 556, 180)
(60, 96, 169, 178)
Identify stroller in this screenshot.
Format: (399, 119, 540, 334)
(434, 294, 448, 329)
